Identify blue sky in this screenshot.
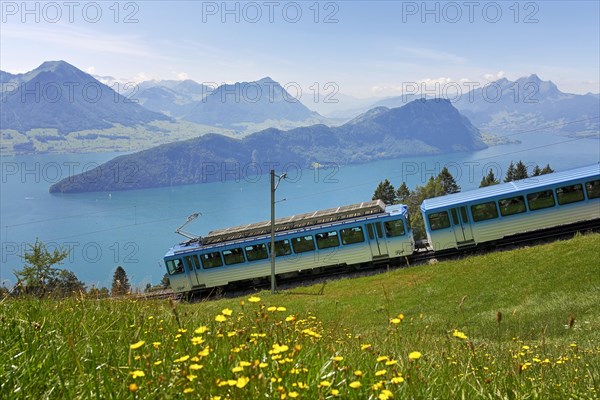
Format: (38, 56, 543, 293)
(1, 1, 599, 99)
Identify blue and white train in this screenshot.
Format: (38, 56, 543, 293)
(164, 164, 599, 296)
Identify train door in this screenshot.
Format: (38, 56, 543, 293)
(366, 222, 389, 258)
(183, 254, 201, 287)
(450, 207, 474, 246)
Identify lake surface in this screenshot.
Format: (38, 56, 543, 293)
(1, 132, 598, 289)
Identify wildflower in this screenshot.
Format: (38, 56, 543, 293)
(129, 383, 138, 392)
(198, 347, 210, 357)
(277, 306, 287, 311)
(259, 362, 268, 368)
(222, 308, 233, 316)
(268, 306, 277, 312)
(361, 343, 372, 351)
(522, 345, 530, 350)
(190, 364, 203, 370)
(191, 336, 205, 345)
(178, 328, 188, 333)
(153, 360, 162, 366)
(186, 374, 197, 381)
(152, 341, 161, 349)
(232, 366, 244, 373)
(269, 343, 290, 354)
(130, 370, 145, 379)
(288, 391, 299, 398)
(332, 356, 344, 362)
(354, 370, 363, 377)
(408, 351, 422, 360)
(285, 315, 296, 322)
(210, 397, 222, 400)
(174, 355, 190, 363)
(236, 376, 250, 388)
(195, 326, 209, 334)
(452, 330, 468, 340)
(330, 389, 340, 396)
(391, 375, 404, 384)
(385, 359, 398, 366)
(349, 381, 362, 388)
(248, 296, 261, 302)
(129, 340, 145, 350)
(390, 318, 402, 324)
(379, 389, 394, 399)
(376, 355, 389, 362)
(319, 380, 331, 387)
(215, 315, 227, 322)
(297, 382, 308, 389)
(183, 387, 194, 393)
(375, 369, 387, 376)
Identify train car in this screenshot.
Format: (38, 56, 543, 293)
(164, 200, 414, 295)
(421, 164, 600, 251)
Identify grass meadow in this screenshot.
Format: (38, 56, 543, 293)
(2, 233, 599, 399)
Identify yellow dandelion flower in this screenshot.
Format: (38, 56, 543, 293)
(152, 341, 161, 349)
(130, 370, 145, 379)
(390, 318, 401, 324)
(522, 345, 530, 350)
(129, 340, 145, 350)
(215, 314, 227, 322)
(408, 351, 422, 360)
(232, 366, 244, 373)
(174, 355, 190, 363)
(397, 313, 405, 321)
(379, 389, 394, 399)
(286, 315, 296, 322)
(385, 359, 398, 365)
(210, 397, 222, 400)
(376, 355, 389, 362)
(332, 356, 344, 362)
(349, 381, 362, 388)
(186, 374, 197, 381)
(236, 376, 250, 388)
(297, 382, 308, 389)
(129, 383, 138, 392)
(248, 296, 261, 302)
(178, 328, 187, 333)
(153, 360, 162, 366)
(195, 326, 209, 334)
(452, 330, 468, 340)
(375, 369, 387, 376)
(330, 389, 340, 396)
(267, 306, 277, 312)
(259, 362, 268, 368)
(361, 343, 372, 351)
(198, 347, 210, 357)
(239, 361, 252, 367)
(222, 308, 233, 316)
(288, 391, 299, 398)
(190, 364, 203, 370)
(191, 336, 205, 345)
(277, 306, 287, 311)
(354, 370, 363, 377)
(391, 376, 404, 384)
(319, 380, 331, 387)
(183, 387, 194, 393)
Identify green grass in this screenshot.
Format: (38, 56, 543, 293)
(2, 233, 599, 399)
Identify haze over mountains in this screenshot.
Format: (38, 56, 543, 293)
(49, 98, 486, 193)
(1, 60, 598, 157)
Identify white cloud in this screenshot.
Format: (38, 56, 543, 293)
(85, 66, 96, 74)
(483, 71, 506, 81)
(172, 71, 189, 80)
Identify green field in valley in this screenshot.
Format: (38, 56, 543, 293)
(1, 233, 599, 399)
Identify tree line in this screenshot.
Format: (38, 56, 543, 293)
(2, 240, 170, 299)
(372, 161, 554, 240)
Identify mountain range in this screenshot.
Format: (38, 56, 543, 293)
(0, 61, 170, 134)
(49, 98, 486, 193)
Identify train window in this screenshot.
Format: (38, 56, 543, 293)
(223, 248, 245, 265)
(340, 226, 365, 245)
(375, 223, 384, 238)
(315, 231, 340, 249)
(586, 180, 600, 199)
(185, 255, 202, 270)
(292, 236, 316, 253)
(200, 252, 223, 269)
(450, 209, 459, 225)
(556, 184, 585, 205)
(385, 220, 405, 237)
(366, 224, 375, 240)
(245, 243, 268, 262)
(471, 202, 499, 222)
(527, 190, 555, 211)
(499, 196, 526, 217)
(275, 239, 292, 257)
(428, 212, 450, 231)
(166, 259, 185, 275)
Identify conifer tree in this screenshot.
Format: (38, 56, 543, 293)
(540, 164, 554, 175)
(111, 266, 131, 296)
(514, 161, 529, 180)
(480, 168, 500, 187)
(372, 179, 397, 205)
(396, 182, 411, 203)
(504, 161, 516, 182)
(437, 167, 460, 194)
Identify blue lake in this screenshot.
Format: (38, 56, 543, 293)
(1, 132, 598, 289)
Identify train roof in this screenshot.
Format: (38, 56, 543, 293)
(200, 200, 401, 245)
(421, 163, 600, 212)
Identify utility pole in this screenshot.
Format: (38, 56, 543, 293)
(270, 169, 286, 294)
